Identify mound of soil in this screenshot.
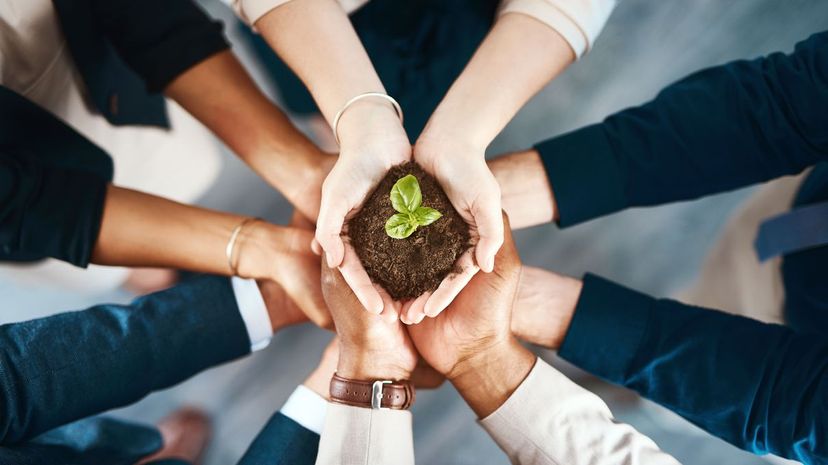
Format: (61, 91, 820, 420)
(347, 162, 471, 300)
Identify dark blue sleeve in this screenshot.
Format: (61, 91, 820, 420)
(558, 274, 828, 464)
(535, 31, 828, 227)
(0, 276, 251, 444)
(237, 412, 319, 465)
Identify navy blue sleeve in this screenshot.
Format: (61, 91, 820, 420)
(558, 274, 828, 464)
(88, 0, 229, 92)
(237, 412, 319, 465)
(0, 276, 250, 444)
(536, 31, 828, 227)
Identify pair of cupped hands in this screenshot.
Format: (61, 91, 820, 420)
(312, 102, 504, 325)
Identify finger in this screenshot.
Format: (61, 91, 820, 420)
(338, 244, 384, 314)
(375, 284, 400, 323)
(311, 238, 322, 256)
(404, 292, 430, 325)
(424, 249, 479, 317)
(472, 192, 505, 273)
(315, 196, 348, 268)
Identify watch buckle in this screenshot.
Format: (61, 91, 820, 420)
(371, 380, 392, 410)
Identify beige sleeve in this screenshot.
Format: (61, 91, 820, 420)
(315, 402, 415, 465)
(479, 359, 682, 465)
(497, 0, 617, 58)
(221, 0, 291, 25)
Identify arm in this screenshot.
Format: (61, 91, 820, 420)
(529, 31, 828, 227)
(408, 220, 679, 465)
(88, 0, 332, 220)
(0, 276, 303, 444)
(250, 0, 411, 314)
(409, 2, 615, 315)
(512, 268, 828, 464)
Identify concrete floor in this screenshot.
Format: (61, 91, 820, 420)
(2, 0, 827, 463)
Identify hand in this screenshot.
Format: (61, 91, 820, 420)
(511, 266, 581, 349)
(488, 149, 557, 229)
(287, 151, 337, 223)
(408, 137, 503, 318)
(407, 214, 534, 417)
(237, 222, 331, 329)
(321, 256, 418, 381)
(315, 103, 411, 315)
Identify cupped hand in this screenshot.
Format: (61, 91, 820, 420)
(408, 138, 504, 319)
(315, 103, 411, 315)
(406, 213, 519, 378)
(321, 255, 418, 381)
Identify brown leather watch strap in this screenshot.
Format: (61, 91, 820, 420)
(329, 373, 415, 410)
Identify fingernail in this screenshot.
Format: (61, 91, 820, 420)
(414, 311, 426, 324)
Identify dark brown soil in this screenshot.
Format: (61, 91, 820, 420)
(347, 162, 471, 300)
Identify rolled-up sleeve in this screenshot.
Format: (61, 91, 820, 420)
(0, 154, 108, 267)
(90, 0, 230, 92)
(498, 0, 617, 58)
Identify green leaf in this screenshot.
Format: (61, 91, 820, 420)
(389, 174, 422, 213)
(413, 206, 442, 226)
(385, 213, 418, 239)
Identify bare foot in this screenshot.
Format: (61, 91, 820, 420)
(137, 407, 211, 465)
(123, 268, 179, 295)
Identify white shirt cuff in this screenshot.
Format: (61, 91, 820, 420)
(231, 277, 273, 352)
(280, 385, 328, 435)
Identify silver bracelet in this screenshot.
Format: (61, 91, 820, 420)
(225, 217, 260, 276)
(332, 92, 404, 146)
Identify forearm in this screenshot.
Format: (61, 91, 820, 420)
(419, 13, 574, 150)
(254, 0, 388, 126)
(0, 276, 249, 444)
(91, 185, 285, 280)
(165, 51, 327, 219)
(558, 274, 828, 463)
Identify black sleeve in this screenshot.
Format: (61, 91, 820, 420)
(89, 0, 230, 92)
(0, 276, 250, 444)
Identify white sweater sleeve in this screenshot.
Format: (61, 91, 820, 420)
(497, 0, 617, 58)
(480, 359, 682, 465)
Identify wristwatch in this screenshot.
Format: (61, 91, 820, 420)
(329, 373, 415, 410)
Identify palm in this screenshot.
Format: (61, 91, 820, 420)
(408, 217, 519, 376)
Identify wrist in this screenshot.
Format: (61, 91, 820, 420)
(490, 149, 557, 228)
(449, 339, 535, 418)
(335, 99, 405, 151)
(337, 345, 413, 381)
(235, 221, 280, 280)
(415, 130, 487, 169)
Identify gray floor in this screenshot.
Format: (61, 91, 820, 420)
(3, 1, 827, 464)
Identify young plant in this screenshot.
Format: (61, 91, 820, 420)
(385, 174, 442, 239)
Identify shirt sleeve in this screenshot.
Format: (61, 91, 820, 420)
(536, 31, 828, 227)
(479, 358, 681, 465)
(315, 403, 414, 465)
(280, 385, 328, 434)
(497, 0, 617, 58)
(221, 0, 293, 26)
(231, 277, 274, 352)
(89, 0, 230, 92)
(558, 274, 828, 464)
